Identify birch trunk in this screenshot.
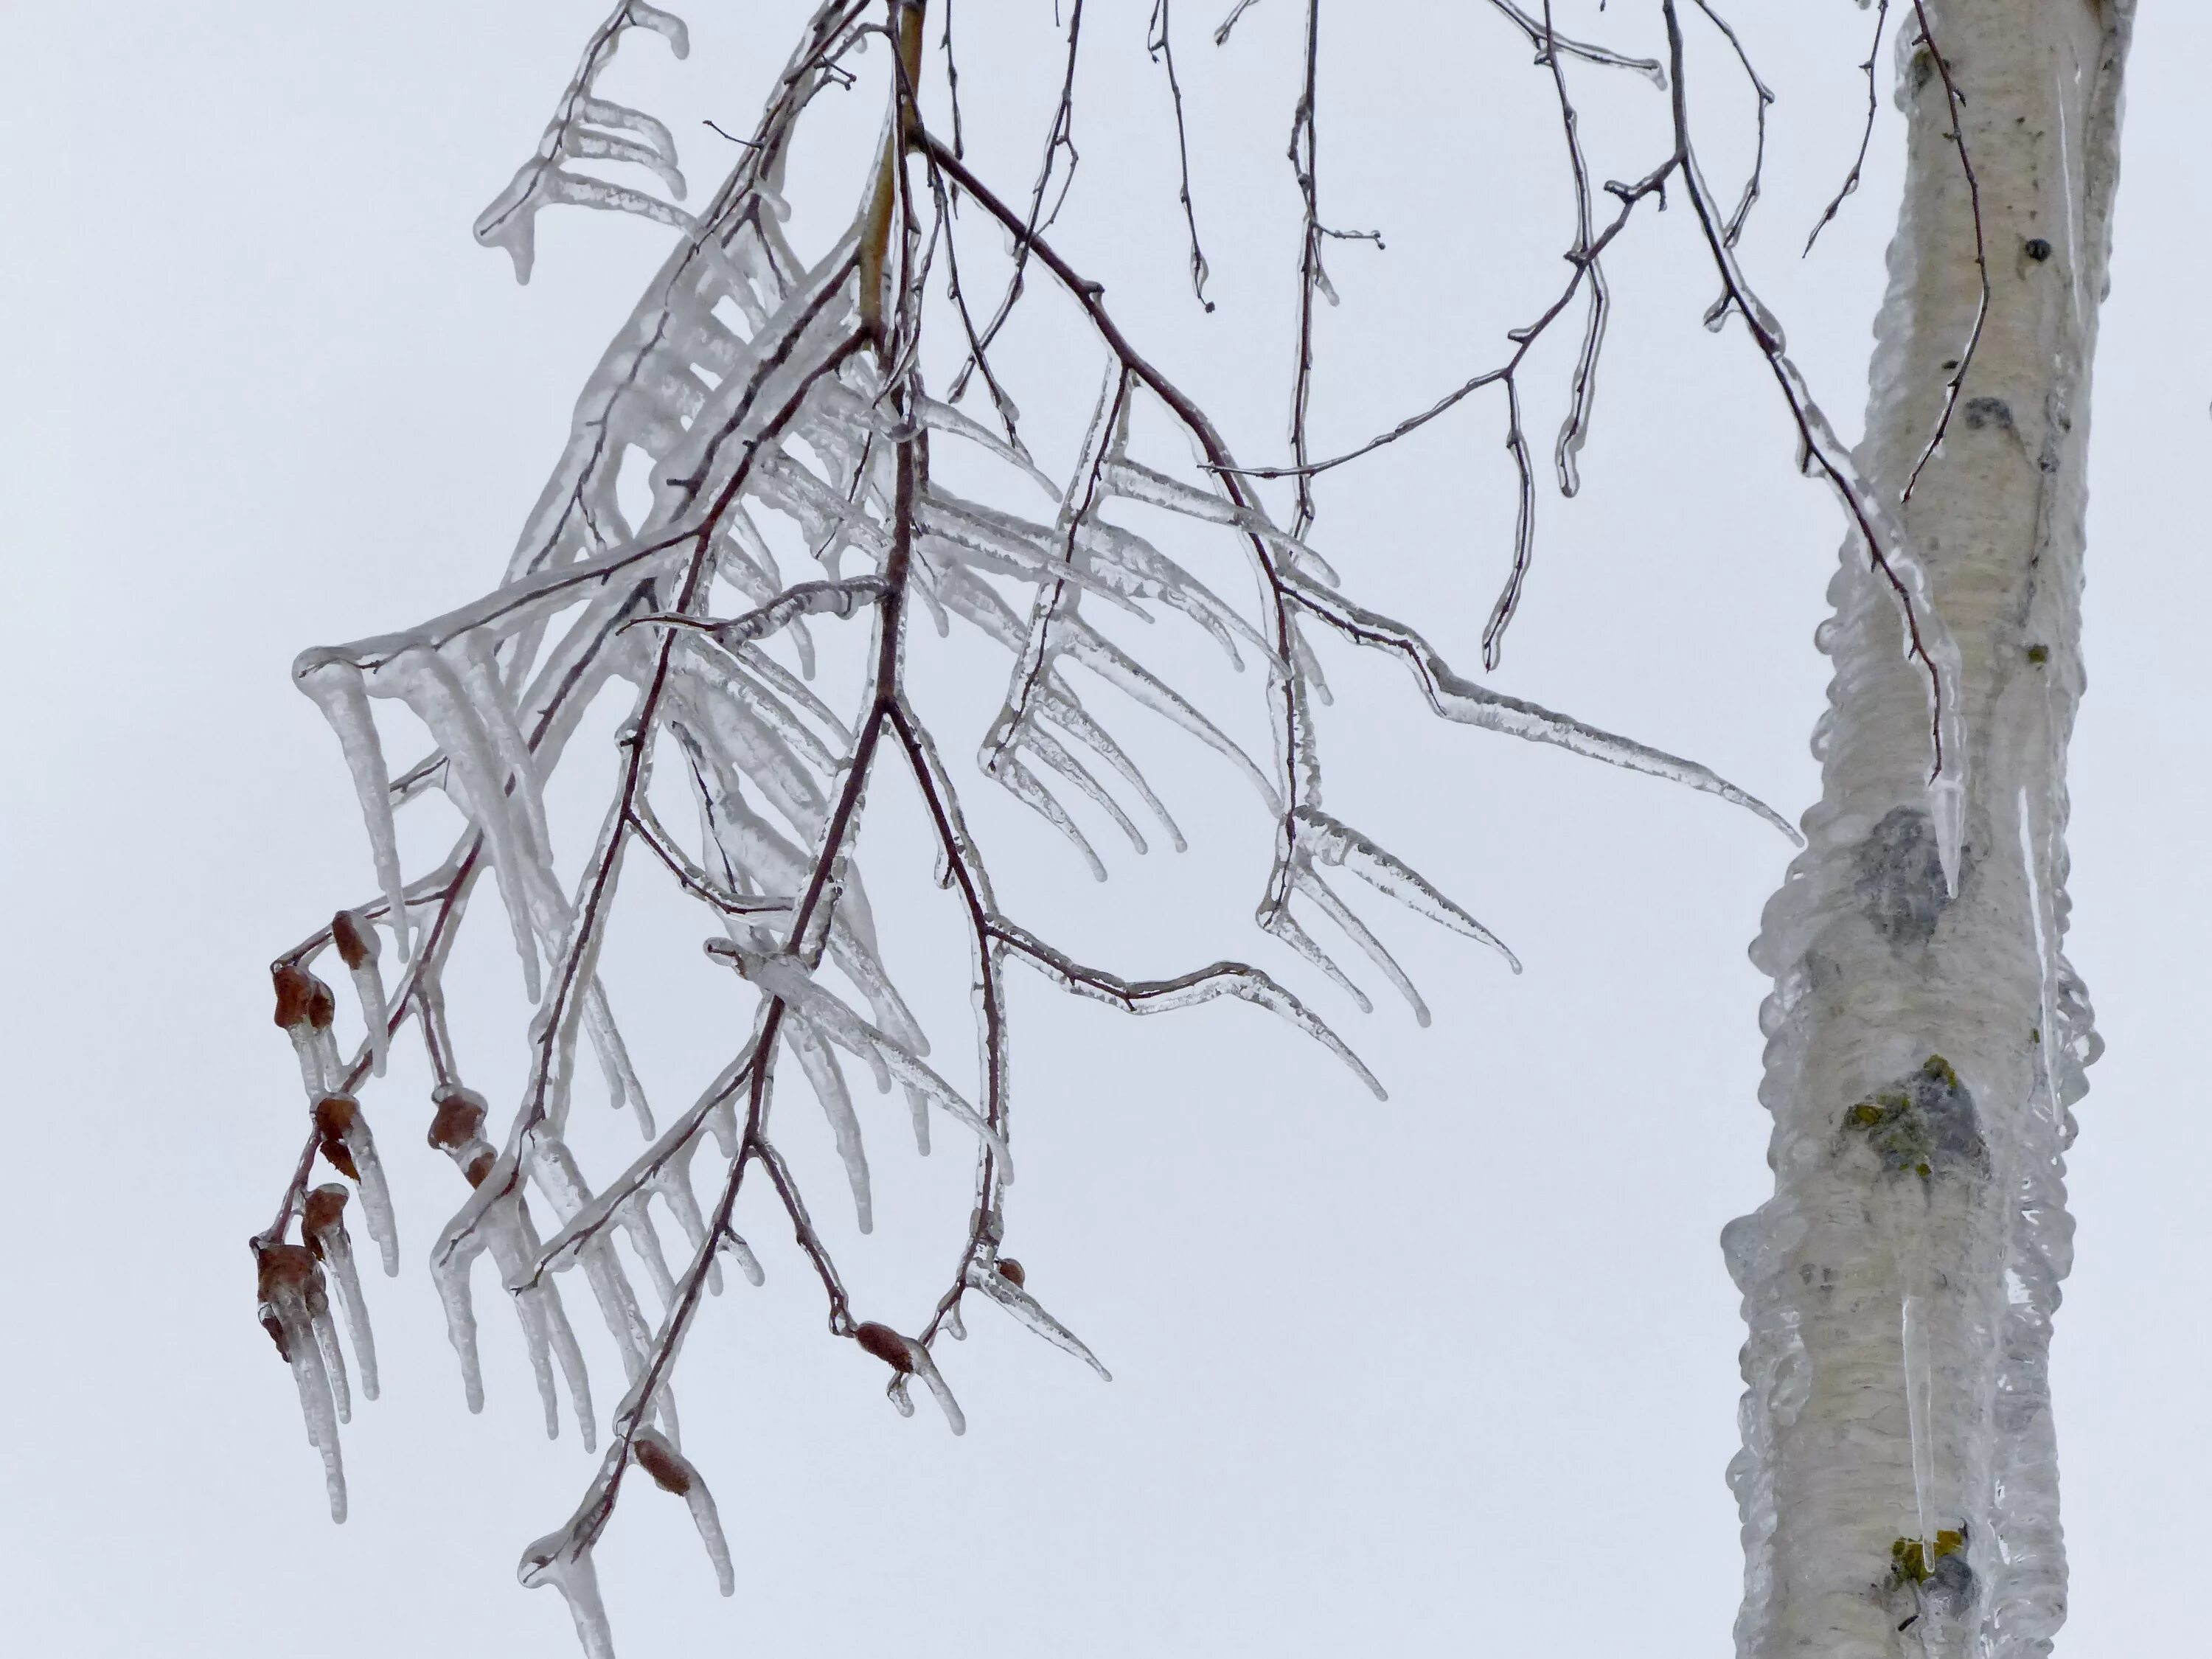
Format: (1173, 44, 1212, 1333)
(1725, 4, 2135, 1655)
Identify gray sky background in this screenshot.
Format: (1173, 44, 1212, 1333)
(7, 3, 2208, 1655)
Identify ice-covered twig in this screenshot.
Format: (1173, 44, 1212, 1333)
(475, 1, 695, 282)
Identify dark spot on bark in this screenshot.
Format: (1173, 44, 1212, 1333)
(1854, 807, 1950, 946)
(2025, 237, 2052, 262)
(1963, 396, 2014, 433)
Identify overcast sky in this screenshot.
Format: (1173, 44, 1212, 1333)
(7, 3, 2209, 1656)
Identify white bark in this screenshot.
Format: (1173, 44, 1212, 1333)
(1727, 4, 2133, 1655)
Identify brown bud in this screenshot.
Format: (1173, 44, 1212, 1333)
(428, 1088, 487, 1151)
(331, 910, 375, 971)
(313, 1096, 361, 1180)
(256, 1242, 317, 1299)
(996, 1258, 1025, 1288)
(854, 1321, 914, 1374)
(463, 1150, 495, 1189)
(307, 977, 337, 1031)
(302, 1184, 349, 1256)
(633, 1438, 693, 1495)
(272, 964, 316, 1029)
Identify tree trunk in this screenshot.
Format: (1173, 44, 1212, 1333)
(1725, 4, 2134, 1656)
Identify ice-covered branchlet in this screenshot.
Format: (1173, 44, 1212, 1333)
(254, 2, 1837, 1653)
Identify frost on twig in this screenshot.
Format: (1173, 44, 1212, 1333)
(255, 2, 1813, 1651)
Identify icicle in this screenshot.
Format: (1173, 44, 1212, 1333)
(1902, 1290, 1937, 1559)
(296, 655, 412, 962)
(312, 1096, 398, 1276)
(719, 1227, 765, 1287)
(255, 1243, 348, 1522)
(459, 632, 556, 869)
(330, 911, 390, 1077)
(307, 1265, 352, 1425)
(707, 945, 1011, 1175)
(964, 1259, 1111, 1379)
(1295, 808, 1520, 973)
(432, 1239, 488, 1413)
(518, 1534, 616, 1659)
(303, 1184, 379, 1401)
(383, 644, 545, 1004)
(1930, 773, 1966, 898)
(853, 1322, 965, 1436)
(631, 1430, 735, 1595)
(783, 1023, 871, 1231)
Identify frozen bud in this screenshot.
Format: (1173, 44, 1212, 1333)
(272, 964, 316, 1029)
(276, 965, 342, 1098)
(996, 1257, 1026, 1287)
(428, 1087, 488, 1150)
(427, 1087, 498, 1189)
(302, 1183, 349, 1255)
(257, 1241, 319, 1299)
(314, 1096, 363, 1180)
(633, 1436, 693, 1495)
(255, 1242, 322, 1363)
(330, 910, 378, 971)
(854, 1321, 915, 1374)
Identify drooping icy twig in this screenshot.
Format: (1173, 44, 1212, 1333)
(254, 4, 1815, 1655)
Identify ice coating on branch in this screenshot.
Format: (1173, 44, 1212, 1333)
(1284, 571, 1798, 840)
(992, 917, 1384, 1099)
(295, 655, 411, 962)
(303, 1184, 379, 1401)
(631, 1430, 735, 1595)
(476, 1, 694, 283)
(255, 1243, 347, 1522)
(964, 1259, 1110, 1379)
